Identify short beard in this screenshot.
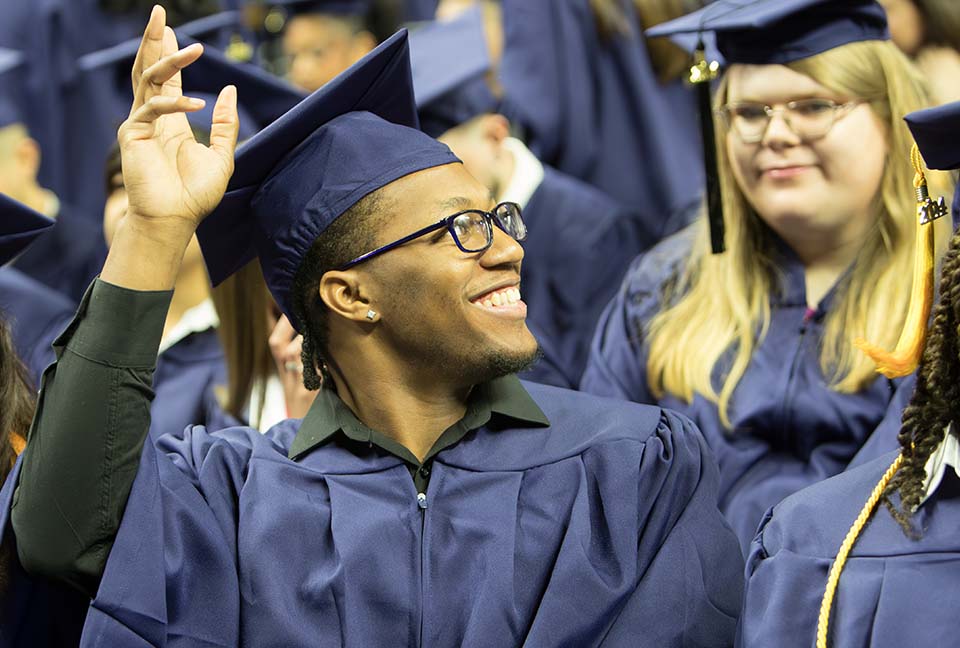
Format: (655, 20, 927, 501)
(470, 344, 543, 384)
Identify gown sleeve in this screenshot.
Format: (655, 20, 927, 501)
(599, 409, 744, 647)
(11, 279, 171, 597)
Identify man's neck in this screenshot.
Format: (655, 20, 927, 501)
(331, 367, 472, 462)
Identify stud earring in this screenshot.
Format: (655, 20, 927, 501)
(365, 309, 377, 321)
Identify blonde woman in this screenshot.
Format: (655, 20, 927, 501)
(581, 0, 955, 552)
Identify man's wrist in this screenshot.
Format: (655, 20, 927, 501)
(100, 214, 197, 291)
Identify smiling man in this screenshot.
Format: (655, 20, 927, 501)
(7, 8, 743, 646)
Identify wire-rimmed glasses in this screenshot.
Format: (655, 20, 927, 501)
(717, 98, 861, 144)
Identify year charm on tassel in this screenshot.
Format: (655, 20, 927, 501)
(917, 183, 947, 225)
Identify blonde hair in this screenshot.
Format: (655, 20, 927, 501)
(645, 40, 953, 427)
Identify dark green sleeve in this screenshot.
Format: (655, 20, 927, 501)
(11, 278, 172, 598)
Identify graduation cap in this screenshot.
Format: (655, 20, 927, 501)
(196, 29, 461, 328)
(647, 0, 889, 253)
(408, 6, 497, 138)
(904, 101, 960, 171)
(0, 192, 55, 266)
(0, 48, 25, 130)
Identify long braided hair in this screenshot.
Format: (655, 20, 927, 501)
(0, 315, 38, 599)
(290, 190, 390, 391)
(885, 225, 960, 530)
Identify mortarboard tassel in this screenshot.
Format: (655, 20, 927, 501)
(689, 40, 723, 254)
(854, 145, 947, 378)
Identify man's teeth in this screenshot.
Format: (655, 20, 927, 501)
(480, 287, 521, 308)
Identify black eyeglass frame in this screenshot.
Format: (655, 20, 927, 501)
(337, 201, 526, 270)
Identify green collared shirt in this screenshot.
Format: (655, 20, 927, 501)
(288, 375, 551, 493)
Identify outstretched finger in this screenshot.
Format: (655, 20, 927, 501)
(132, 42, 203, 113)
(209, 85, 240, 168)
(122, 95, 206, 141)
(131, 5, 165, 97)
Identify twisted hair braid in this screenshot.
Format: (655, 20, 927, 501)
(885, 226, 960, 530)
(290, 190, 390, 391)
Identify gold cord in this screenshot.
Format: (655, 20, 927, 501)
(816, 453, 904, 648)
(911, 143, 926, 188)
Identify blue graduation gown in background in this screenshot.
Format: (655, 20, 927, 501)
(67, 385, 741, 646)
(739, 450, 960, 647)
(498, 0, 703, 245)
(581, 226, 915, 553)
(0, 0, 145, 197)
(519, 167, 640, 388)
(11, 204, 107, 304)
(150, 329, 227, 440)
(0, 267, 74, 387)
(402, 0, 439, 22)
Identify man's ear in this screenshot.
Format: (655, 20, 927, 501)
(479, 113, 511, 146)
(318, 269, 376, 323)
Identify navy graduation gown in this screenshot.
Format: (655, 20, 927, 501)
(498, 0, 703, 241)
(581, 227, 914, 553)
(739, 450, 960, 647)
(518, 167, 640, 388)
(0, 267, 74, 387)
(11, 204, 107, 304)
(150, 328, 227, 440)
(65, 385, 740, 646)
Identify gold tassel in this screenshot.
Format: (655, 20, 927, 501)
(854, 144, 947, 378)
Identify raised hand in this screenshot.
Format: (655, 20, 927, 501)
(102, 5, 240, 291)
(120, 5, 239, 230)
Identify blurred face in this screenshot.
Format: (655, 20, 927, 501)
(879, 0, 925, 56)
(282, 14, 376, 92)
(724, 65, 888, 254)
(438, 116, 507, 198)
(104, 172, 203, 266)
(0, 125, 40, 205)
(358, 163, 538, 384)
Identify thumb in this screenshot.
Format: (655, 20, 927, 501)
(209, 85, 239, 166)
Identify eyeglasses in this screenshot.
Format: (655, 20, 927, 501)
(338, 201, 526, 270)
(717, 98, 860, 144)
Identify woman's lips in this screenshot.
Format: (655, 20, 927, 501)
(761, 165, 812, 179)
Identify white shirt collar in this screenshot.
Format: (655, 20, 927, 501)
(498, 137, 545, 210)
(919, 423, 960, 507)
(247, 374, 288, 433)
(158, 298, 220, 354)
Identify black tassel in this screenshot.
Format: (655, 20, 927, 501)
(690, 41, 724, 254)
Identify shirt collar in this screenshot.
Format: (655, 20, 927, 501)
(919, 423, 960, 507)
(499, 137, 545, 210)
(158, 298, 220, 354)
(288, 374, 550, 460)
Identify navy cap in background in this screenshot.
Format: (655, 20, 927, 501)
(647, 0, 889, 66)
